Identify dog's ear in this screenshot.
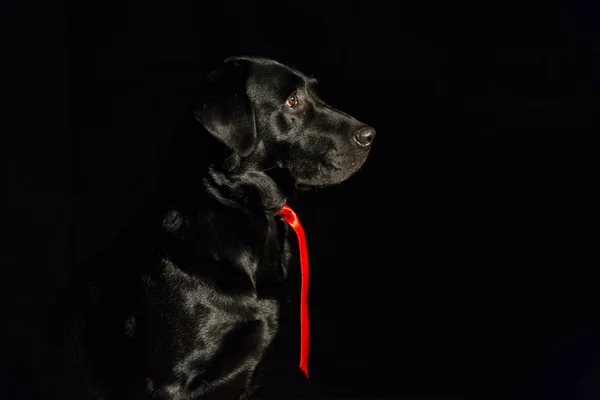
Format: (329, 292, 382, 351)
(193, 59, 256, 156)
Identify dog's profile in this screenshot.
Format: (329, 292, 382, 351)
(43, 56, 375, 399)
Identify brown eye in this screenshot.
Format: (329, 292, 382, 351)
(285, 92, 300, 108)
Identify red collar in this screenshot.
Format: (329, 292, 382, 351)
(279, 204, 310, 379)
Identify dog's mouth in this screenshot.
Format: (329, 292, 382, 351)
(281, 136, 373, 190)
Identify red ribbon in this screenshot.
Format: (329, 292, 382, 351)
(280, 204, 310, 378)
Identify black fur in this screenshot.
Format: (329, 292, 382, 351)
(42, 56, 375, 399)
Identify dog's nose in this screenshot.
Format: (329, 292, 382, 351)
(354, 126, 376, 147)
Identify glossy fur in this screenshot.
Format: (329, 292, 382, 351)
(43, 57, 375, 399)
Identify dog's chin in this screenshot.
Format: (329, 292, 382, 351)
(294, 182, 325, 191)
(294, 163, 365, 191)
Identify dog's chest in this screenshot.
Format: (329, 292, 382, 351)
(135, 208, 291, 396)
(161, 207, 291, 285)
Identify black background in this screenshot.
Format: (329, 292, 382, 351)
(3, 0, 600, 399)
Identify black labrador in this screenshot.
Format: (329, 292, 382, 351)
(42, 56, 375, 399)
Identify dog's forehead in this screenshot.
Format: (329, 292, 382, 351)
(228, 56, 311, 95)
(252, 68, 308, 101)
(228, 56, 307, 77)
(255, 65, 303, 85)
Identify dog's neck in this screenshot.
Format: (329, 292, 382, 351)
(160, 114, 297, 215)
(160, 156, 290, 216)
(202, 165, 287, 215)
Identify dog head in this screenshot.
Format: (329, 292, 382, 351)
(193, 56, 376, 191)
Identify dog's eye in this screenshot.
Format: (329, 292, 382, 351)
(285, 93, 300, 108)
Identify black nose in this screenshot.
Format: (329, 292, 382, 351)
(354, 126, 376, 147)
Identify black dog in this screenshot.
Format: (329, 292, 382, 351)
(43, 56, 375, 399)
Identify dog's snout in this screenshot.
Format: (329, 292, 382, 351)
(354, 126, 376, 147)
